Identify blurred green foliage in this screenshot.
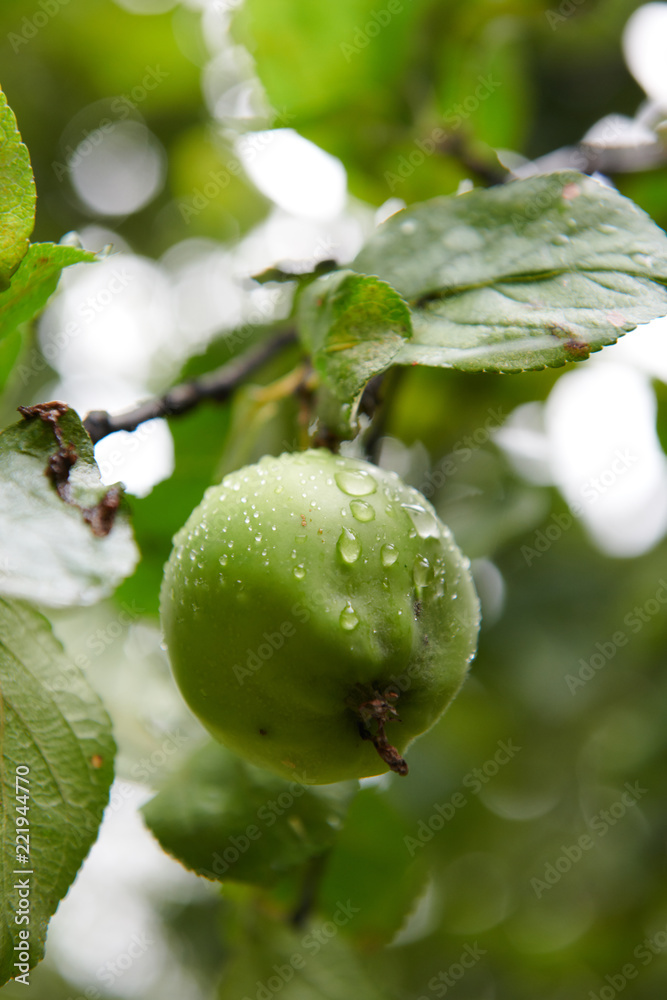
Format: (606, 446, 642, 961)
(2, 0, 667, 998)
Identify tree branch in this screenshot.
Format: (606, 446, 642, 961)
(513, 140, 667, 178)
(83, 328, 298, 444)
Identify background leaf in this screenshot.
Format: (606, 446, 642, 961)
(317, 787, 427, 949)
(218, 905, 390, 1000)
(351, 172, 667, 372)
(0, 598, 115, 986)
(0, 328, 22, 393)
(0, 406, 138, 608)
(0, 86, 35, 287)
(235, 0, 426, 124)
(142, 740, 350, 886)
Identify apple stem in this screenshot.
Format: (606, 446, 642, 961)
(354, 688, 409, 776)
(366, 729, 409, 776)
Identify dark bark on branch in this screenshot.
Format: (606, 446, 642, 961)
(83, 329, 298, 444)
(437, 131, 667, 186)
(513, 141, 667, 178)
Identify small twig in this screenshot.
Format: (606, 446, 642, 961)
(359, 368, 403, 462)
(436, 133, 510, 187)
(515, 140, 667, 178)
(289, 853, 329, 929)
(83, 329, 298, 444)
(351, 685, 409, 777)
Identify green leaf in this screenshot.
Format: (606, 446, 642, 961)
(235, 0, 427, 125)
(0, 404, 138, 608)
(142, 741, 350, 886)
(218, 906, 390, 1000)
(351, 172, 667, 373)
(0, 87, 36, 288)
(317, 788, 427, 948)
(0, 598, 115, 987)
(298, 270, 412, 405)
(0, 242, 97, 345)
(0, 328, 22, 392)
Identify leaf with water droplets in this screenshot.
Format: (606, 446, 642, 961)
(351, 171, 667, 373)
(0, 406, 138, 607)
(297, 269, 412, 423)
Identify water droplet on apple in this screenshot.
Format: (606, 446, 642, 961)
(402, 503, 439, 538)
(337, 527, 361, 564)
(350, 499, 375, 522)
(339, 602, 359, 630)
(413, 555, 432, 589)
(335, 469, 377, 497)
(381, 543, 398, 567)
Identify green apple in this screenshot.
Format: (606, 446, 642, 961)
(160, 449, 480, 784)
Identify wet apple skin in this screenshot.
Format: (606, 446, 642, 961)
(161, 450, 480, 784)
